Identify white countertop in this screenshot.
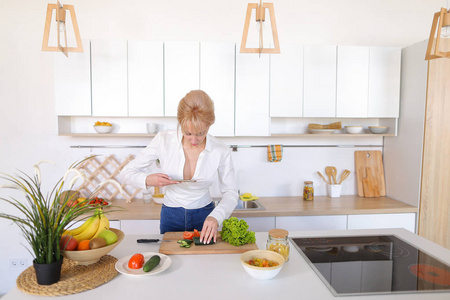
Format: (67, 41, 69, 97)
(3, 228, 450, 300)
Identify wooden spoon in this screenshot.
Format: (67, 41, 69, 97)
(325, 167, 333, 185)
(317, 171, 330, 184)
(330, 167, 337, 184)
(339, 169, 351, 184)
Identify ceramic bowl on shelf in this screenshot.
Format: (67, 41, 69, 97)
(369, 126, 389, 134)
(345, 126, 364, 134)
(63, 228, 124, 265)
(240, 250, 285, 280)
(93, 125, 113, 134)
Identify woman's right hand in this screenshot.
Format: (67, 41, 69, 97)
(145, 173, 179, 187)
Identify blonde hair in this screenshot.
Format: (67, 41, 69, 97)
(177, 90, 215, 132)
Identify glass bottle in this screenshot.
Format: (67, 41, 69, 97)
(266, 229, 290, 262)
(303, 181, 314, 201)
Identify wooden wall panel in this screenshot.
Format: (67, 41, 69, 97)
(419, 58, 450, 249)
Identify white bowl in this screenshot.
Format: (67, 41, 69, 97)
(63, 228, 124, 265)
(345, 126, 363, 134)
(152, 195, 164, 204)
(240, 250, 285, 280)
(369, 126, 389, 134)
(93, 125, 113, 134)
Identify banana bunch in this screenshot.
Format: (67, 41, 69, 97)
(64, 210, 110, 243)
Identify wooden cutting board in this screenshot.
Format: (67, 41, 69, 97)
(158, 232, 258, 255)
(355, 151, 386, 197)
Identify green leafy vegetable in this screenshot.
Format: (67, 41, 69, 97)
(219, 217, 256, 246)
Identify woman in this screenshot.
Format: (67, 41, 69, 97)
(120, 90, 238, 244)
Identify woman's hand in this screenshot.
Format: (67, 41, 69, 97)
(200, 216, 219, 244)
(145, 173, 179, 187)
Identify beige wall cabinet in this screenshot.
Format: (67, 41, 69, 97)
(235, 44, 270, 136)
(54, 40, 91, 116)
(128, 41, 164, 117)
(91, 40, 128, 117)
(200, 42, 235, 137)
(269, 43, 304, 117)
(164, 42, 200, 117)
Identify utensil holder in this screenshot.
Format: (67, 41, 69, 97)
(327, 184, 342, 198)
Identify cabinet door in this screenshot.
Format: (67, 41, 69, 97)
(368, 47, 401, 118)
(200, 42, 235, 136)
(270, 43, 303, 117)
(128, 41, 164, 117)
(276, 215, 347, 231)
(336, 46, 369, 118)
(120, 220, 160, 235)
(164, 42, 200, 117)
(54, 40, 91, 116)
(347, 213, 416, 232)
(303, 45, 337, 117)
(91, 40, 128, 116)
(235, 46, 270, 136)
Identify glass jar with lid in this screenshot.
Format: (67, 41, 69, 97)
(266, 229, 290, 262)
(303, 181, 314, 201)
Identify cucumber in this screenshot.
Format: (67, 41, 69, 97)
(143, 255, 161, 272)
(193, 236, 215, 245)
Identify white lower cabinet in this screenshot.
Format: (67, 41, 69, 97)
(275, 215, 347, 231)
(347, 213, 416, 233)
(109, 220, 121, 230)
(237, 217, 275, 232)
(120, 220, 160, 235)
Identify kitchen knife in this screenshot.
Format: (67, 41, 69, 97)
(137, 239, 171, 243)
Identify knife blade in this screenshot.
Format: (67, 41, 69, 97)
(137, 239, 171, 243)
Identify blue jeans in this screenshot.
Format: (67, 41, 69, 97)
(160, 202, 215, 234)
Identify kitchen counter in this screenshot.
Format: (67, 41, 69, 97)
(105, 195, 418, 220)
(3, 228, 450, 300)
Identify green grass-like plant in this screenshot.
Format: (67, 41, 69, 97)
(0, 157, 122, 264)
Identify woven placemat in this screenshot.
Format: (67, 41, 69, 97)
(17, 255, 118, 296)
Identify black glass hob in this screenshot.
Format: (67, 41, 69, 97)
(290, 235, 450, 297)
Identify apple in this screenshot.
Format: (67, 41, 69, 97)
(97, 229, 118, 245)
(60, 235, 78, 251)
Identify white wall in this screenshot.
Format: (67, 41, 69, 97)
(0, 0, 446, 294)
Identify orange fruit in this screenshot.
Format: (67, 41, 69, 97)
(77, 240, 91, 251)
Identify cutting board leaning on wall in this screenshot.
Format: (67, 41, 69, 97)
(354, 151, 386, 197)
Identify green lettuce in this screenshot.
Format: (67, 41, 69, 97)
(220, 217, 256, 246)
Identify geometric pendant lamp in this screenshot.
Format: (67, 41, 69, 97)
(425, 7, 450, 60)
(240, 0, 280, 55)
(42, 1, 83, 57)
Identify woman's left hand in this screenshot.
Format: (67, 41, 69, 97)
(200, 216, 218, 244)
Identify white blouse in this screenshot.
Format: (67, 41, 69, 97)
(120, 129, 238, 226)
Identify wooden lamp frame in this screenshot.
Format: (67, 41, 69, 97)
(240, 1, 280, 54)
(426, 7, 450, 60)
(42, 1, 83, 57)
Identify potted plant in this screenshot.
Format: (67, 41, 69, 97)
(0, 158, 122, 285)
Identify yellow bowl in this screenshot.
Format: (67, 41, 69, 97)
(63, 228, 124, 265)
(240, 250, 285, 280)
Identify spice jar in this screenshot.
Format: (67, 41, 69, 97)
(266, 229, 290, 262)
(303, 181, 314, 201)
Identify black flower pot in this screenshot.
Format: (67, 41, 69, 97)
(33, 258, 63, 285)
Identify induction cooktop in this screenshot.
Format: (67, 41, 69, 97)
(290, 235, 450, 297)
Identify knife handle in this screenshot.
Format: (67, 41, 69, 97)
(137, 239, 159, 243)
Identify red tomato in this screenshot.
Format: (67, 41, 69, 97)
(60, 235, 78, 251)
(193, 229, 200, 237)
(128, 253, 145, 269)
(183, 231, 194, 240)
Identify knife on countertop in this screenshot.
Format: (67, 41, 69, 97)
(137, 239, 171, 243)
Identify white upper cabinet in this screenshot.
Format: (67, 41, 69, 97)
(336, 46, 370, 118)
(235, 45, 270, 136)
(128, 41, 164, 117)
(54, 40, 91, 116)
(270, 43, 304, 117)
(303, 45, 337, 118)
(200, 42, 235, 137)
(91, 40, 128, 116)
(164, 42, 200, 117)
(368, 47, 401, 118)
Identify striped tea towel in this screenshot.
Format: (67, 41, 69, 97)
(268, 145, 283, 162)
